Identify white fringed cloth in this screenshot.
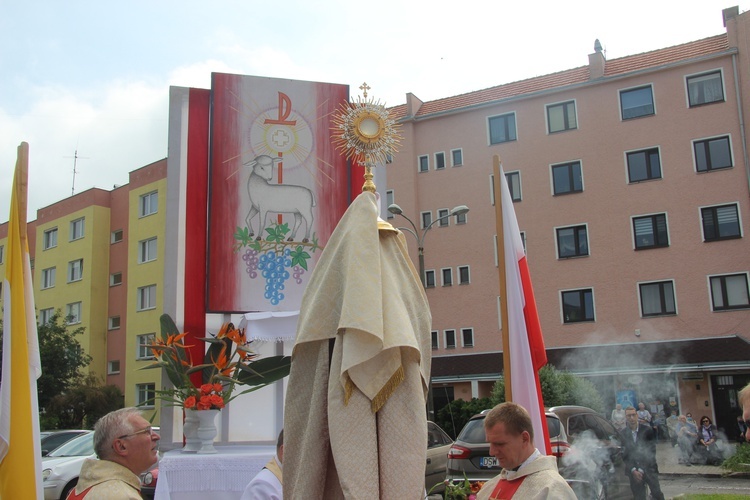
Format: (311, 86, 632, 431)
(238, 311, 298, 342)
(283, 192, 432, 500)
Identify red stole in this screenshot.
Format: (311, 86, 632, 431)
(488, 476, 526, 499)
(66, 486, 93, 500)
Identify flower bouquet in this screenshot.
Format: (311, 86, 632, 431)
(141, 313, 291, 410)
(428, 477, 486, 500)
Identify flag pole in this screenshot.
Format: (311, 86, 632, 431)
(493, 155, 512, 402)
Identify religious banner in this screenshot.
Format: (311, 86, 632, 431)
(207, 73, 350, 313)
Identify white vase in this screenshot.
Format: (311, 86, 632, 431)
(182, 409, 201, 453)
(195, 409, 220, 454)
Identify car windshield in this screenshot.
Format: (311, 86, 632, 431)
(457, 415, 563, 444)
(47, 432, 94, 458)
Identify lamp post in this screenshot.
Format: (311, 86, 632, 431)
(387, 203, 470, 420)
(387, 203, 470, 287)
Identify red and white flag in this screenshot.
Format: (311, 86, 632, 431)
(499, 165, 551, 455)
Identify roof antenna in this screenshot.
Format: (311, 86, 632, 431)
(65, 146, 90, 196)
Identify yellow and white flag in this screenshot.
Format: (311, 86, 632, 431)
(0, 142, 43, 499)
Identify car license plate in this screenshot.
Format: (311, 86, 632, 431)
(480, 456, 499, 468)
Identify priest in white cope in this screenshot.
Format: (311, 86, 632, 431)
(283, 191, 432, 499)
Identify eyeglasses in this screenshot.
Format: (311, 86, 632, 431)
(118, 426, 155, 440)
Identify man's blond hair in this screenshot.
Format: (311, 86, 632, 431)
(483, 402, 534, 440)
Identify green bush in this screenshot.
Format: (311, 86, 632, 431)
(722, 442, 750, 472)
(435, 397, 493, 439)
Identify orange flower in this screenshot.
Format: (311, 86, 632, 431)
(209, 394, 225, 408)
(184, 396, 196, 409)
(213, 383, 223, 393)
(197, 395, 212, 410)
(200, 383, 213, 395)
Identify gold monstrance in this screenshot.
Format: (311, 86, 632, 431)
(332, 82, 400, 192)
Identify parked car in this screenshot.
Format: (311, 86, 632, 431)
(549, 406, 631, 499)
(40, 430, 89, 457)
(425, 421, 453, 493)
(140, 466, 158, 499)
(41, 431, 94, 500)
(446, 410, 569, 486)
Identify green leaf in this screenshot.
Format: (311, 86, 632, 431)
(235, 356, 292, 386)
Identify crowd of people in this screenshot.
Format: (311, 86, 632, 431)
(61, 383, 750, 499)
(611, 400, 736, 467)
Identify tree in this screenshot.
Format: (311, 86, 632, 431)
(0, 310, 92, 411)
(45, 374, 123, 429)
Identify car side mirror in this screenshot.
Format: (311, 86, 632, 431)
(41, 449, 49, 456)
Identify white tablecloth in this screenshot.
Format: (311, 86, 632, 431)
(154, 445, 276, 500)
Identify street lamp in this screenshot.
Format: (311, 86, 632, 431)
(387, 203, 469, 420)
(387, 203, 470, 288)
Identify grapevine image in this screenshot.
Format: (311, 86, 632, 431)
(235, 222, 319, 306)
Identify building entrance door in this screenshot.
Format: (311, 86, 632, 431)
(711, 373, 750, 441)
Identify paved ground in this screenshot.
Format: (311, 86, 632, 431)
(655, 439, 744, 477)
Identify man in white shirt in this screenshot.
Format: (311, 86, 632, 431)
(241, 430, 283, 500)
(477, 402, 576, 500)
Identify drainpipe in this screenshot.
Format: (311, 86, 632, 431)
(732, 53, 750, 195)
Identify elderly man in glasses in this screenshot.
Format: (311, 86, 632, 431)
(67, 407, 160, 499)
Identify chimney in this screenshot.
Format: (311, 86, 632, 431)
(723, 6, 739, 27)
(588, 39, 605, 80)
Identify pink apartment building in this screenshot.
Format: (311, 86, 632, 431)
(386, 6, 750, 435)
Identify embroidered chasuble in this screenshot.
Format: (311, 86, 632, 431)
(283, 192, 432, 500)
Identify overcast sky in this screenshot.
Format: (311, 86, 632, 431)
(1, 0, 747, 222)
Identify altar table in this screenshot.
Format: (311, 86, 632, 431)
(154, 445, 276, 500)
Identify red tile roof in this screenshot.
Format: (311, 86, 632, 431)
(390, 34, 729, 120)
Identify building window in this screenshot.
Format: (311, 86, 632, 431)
(139, 237, 157, 263)
(438, 208, 450, 227)
(455, 211, 467, 225)
(458, 266, 470, 285)
(108, 360, 121, 375)
(710, 273, 750, 311)
(0, 245, 3, 264)
(488, 113, 517, 145)
(424, 270, 436, 288)
(431, 331, 439, 350)
(418, 155, 429, 173)
(640, 280, 676, 317)
(620, 85, 654, 119)
(69, 217, 85, 241)
(461, 328, 474, 348)
(552, 161, 583, 195)
(442, 268, 453, 286)
(435, 152, 446, 170)
(111, 229, 123, 244)
(110, 272, 123, 286)
(687, 71, 724, 107)
(421, 211, 432, 229)
(43, 228, 58, 250)
(41, 267, 56, 289)
(386, 190, 394, 219)
(547, 100, 577, 133)
(137, 284, 157, 311)
(627, 148, 661, 183)
(506, 171, 521, 202)
(701, 203, 741, 241)
(139, 191, 158, 217)
(67, 259, 83, 282)
(694, 136, 732, 172)
(136, 383, 155, 408)
(562, 289, 594, 323)
(520, 232, 527, 253)
(451, 149, 463, 167)
(108, 316, 121, 330)
(39, 308, 54, 325)
(66, 302, 82, 324)
(556, 225, 589, 258)
(633, 213, 669, 250)
(444, 329, 457, 349)
(137, 333, 156, 360)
